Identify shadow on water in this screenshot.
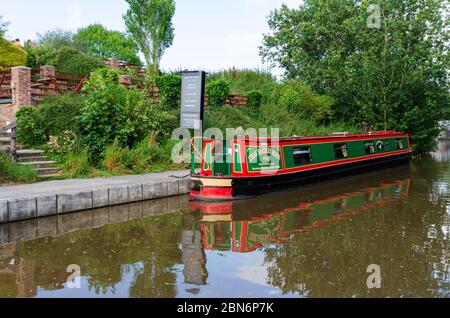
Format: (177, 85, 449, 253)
(0, 153, 449, 298)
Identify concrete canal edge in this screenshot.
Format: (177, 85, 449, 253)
(0, 170, 191, 224)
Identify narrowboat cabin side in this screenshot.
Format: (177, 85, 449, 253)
(189, 131, 412, 201)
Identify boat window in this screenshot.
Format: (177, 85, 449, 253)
(364, 141, 375, 155)
(384, 139, 390, 151)
(396, 139, 404, 150)
(293, 147, 312, 165)
(334, 143, 349, 159)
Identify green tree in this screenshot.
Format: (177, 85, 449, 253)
(0, 16, 9, 38)
(74, 24, 141, 65)
(123, 0, 176, 76)
(0, 38, 27, 68)
(37, 29, 75, 49)
(260, 0, 449, 153)
(52, 47, 105, 74)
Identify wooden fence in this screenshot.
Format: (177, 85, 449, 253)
(30, 69, 88, 103)
(0, 70, 12, 105)
(0, 64, 250, 107)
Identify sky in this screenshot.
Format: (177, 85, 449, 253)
(0, 0, 303, 74)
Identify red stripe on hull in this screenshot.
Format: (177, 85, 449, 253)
(190, 187, 234, 201)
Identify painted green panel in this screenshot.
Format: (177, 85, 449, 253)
(213, 141, 231, 176)
(246, 146, 282, 172)
(283, 137, 407, 169)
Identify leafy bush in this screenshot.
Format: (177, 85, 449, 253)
(16, 95, 84, 147)
(0, 152, 37, 184)
(25, 43, 56, 69)
(155, 74, 181, 109)
(208, 68, 276, 99)
(38, 94, 85, 137)
(53, 47, 104, 74)
(271, 81, 335, 124)
(78, 68, 174, 164)
(245, 90, 263, 108)
(206, 79, 231, 107)
(0, 38, 27, 69)
(16, 107, 46, 147)
(47, 131, 78, 161)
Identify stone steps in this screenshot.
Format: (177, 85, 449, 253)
(0, 134, 63, 178)
(35, 167, 62, 176)
(17, 155, 49, 163)
(19, 160, 58, 169)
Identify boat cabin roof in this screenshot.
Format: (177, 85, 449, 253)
(207, 131, 408, 143)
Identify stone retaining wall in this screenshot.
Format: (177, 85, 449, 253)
(0, 177, 189, 224)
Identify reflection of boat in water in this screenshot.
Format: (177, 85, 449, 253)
(189, 166, 411, 253)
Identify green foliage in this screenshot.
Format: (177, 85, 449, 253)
(74, 24, 141, 65)
(260, 0, 449, 153)
(155, 74, 181, 109)
(25, 43, 56, 69)
(205, 105, 261, 132)
(124, 0, 176, 76)
(16, 95, 85, 147)
(206, 79, 231, 108)
(16, 107, 46, 147)
(208, 68, 276, 99)
(0, 15, 10, 38)
(53, 47, 105, 74)
(38, 94, 85, 137)
(0, 152, 37, 184)
(77, 68, 174, 164)
(103, 137, 167, 174)
(0, 38, 27, 68)
(63, 149, 91, 178)
(399, 99, 442, 154)
(245, 90, 263, 108)
(37, 29, 75, 50)
(271, 81, 335, 124)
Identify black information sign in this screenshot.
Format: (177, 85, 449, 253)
(180, 71, 206, 130)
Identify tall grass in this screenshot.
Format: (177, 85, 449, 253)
(0, 152, 38, 184)
(63, 150, 91, 178)
(103, 135, 168, 174)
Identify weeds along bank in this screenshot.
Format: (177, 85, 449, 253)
(13, 68, 356, 182)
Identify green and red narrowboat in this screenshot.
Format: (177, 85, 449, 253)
(189, 131, 412, 201)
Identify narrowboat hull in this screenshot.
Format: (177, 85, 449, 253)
(189, 151, 412, 201)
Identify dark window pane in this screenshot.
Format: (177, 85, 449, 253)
(334, 143, 348, 159)
(364, 141, 375, 155)
(293, 147, 312, 165)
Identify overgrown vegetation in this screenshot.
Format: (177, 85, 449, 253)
(16, 69, 180, 179)
(204, 69, 355, 136)
(206, 79, 231, 108)
(155, 74, 182, 109)
(0, 152, 37, 184)
(260, 0, 449, 153)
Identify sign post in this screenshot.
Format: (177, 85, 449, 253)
(180, 71, 206, 172)
(180, 71, 206, 130)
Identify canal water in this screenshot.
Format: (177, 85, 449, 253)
(0, 145, 449, 298)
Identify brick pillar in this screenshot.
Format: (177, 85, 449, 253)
(40, 65, 55, 78)
(40, 65, 56, 93)
(119, 75, 131, 86)
(108, 57, 119, 69)
(11, 66, 32, 108)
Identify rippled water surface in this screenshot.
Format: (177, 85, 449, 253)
(1, 143, 449, 298)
